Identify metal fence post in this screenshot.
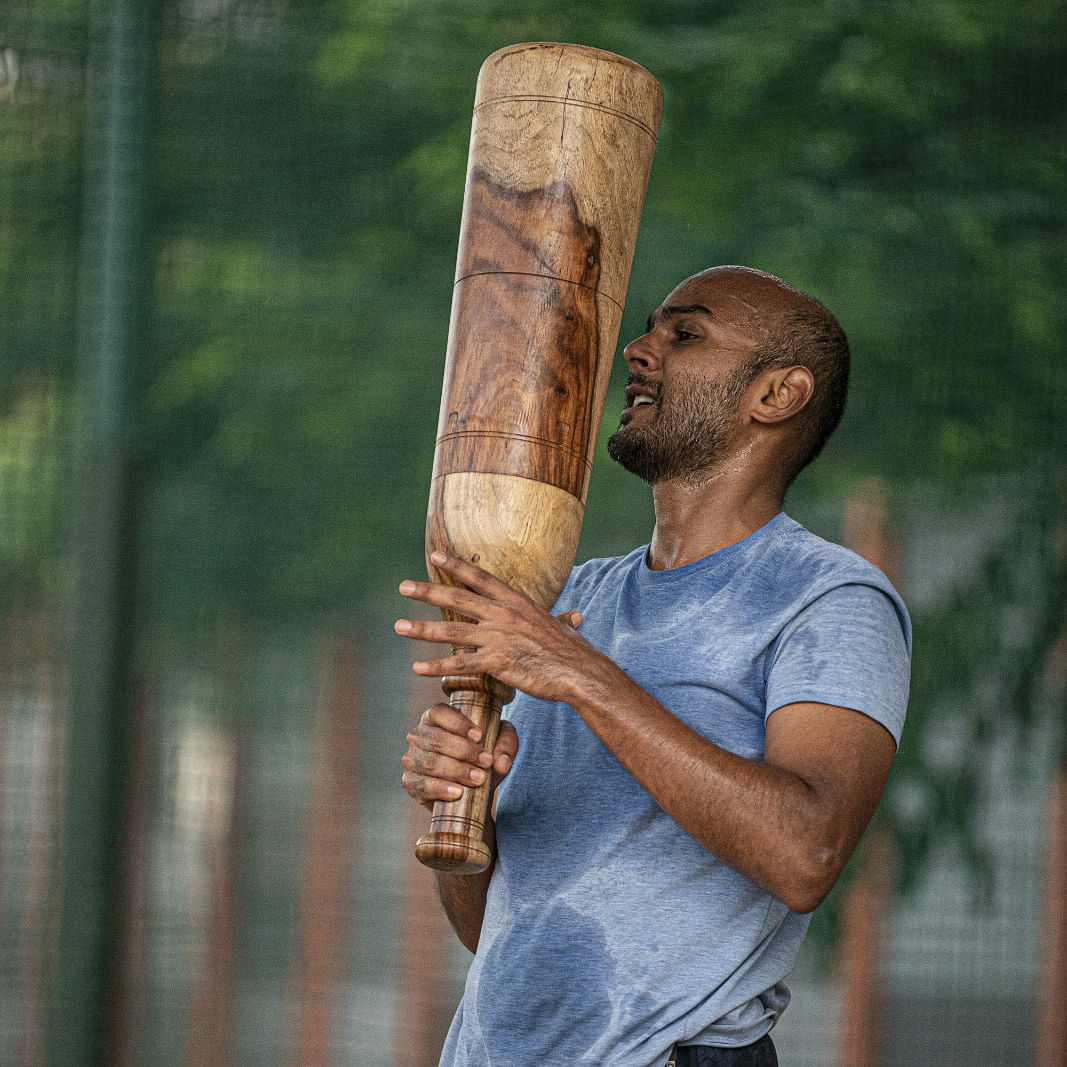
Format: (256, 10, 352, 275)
(47, 1, 160, 1063)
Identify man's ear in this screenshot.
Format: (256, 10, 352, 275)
(749, 365, 814, 425)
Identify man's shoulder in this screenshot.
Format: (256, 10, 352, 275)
(758, 513, 898, 596)
(758, 515, 911, 652)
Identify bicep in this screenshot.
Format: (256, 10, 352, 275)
(765, 701, 896, 857)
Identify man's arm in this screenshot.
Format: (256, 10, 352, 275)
(565, 680, 894, 913)
(397, 553, 896, 914)
(433, 828, 495, 953)
(402, 703, 518, 948)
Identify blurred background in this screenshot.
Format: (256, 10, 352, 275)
(1, 1, 1065, 1065)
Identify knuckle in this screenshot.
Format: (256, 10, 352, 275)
(425, 703, 450, 726)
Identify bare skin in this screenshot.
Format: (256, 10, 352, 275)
(399, 267, 897, 947)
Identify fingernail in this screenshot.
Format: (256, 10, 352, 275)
(399, 580, 416, 594)
(447, 785, 462, 798)
(468, 728, 482, 742)
(498, 755, 510, 772)
(395, 619, 412, 633)
(430, 551, 447, 565)
(469, 768, 485, 784)
(477, 751, 493, 767)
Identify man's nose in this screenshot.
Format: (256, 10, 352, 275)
(622, 332, 660, 372)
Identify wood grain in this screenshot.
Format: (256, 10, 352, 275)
(417, 43, 660, 873)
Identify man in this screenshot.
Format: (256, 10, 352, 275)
(396, 266, 911, 1067)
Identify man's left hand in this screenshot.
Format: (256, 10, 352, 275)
(395, 551, 614, 704)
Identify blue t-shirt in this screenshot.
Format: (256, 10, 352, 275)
(440, 512, 911, 1067)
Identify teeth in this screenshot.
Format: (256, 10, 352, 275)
(633, 395, 655, 406)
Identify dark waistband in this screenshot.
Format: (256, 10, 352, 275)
(671, 1032, 777, 1067)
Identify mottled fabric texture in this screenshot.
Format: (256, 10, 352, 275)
(440, 513, 911, 1067)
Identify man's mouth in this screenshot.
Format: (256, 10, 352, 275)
(622, 379, 660, 421)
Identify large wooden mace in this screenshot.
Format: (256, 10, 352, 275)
(417, 42, 661, 872)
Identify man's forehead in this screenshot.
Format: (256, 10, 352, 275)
(670, 264, 818, 329)
(658, 272, 774, 340)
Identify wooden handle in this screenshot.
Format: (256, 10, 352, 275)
(414, 671, 515, 873)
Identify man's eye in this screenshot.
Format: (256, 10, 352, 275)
(675, 329, 697, 341)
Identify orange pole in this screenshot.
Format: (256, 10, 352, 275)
(286, 634, 361, 1067)
(184, 729, 246, 1067)
(394, 670, 460, 1067)
(1037, 768, 1067, 1067)
(836, 833, 893, 1067)
(836, 479, 898, 1067)
(15, 659, 61, 1067)
(107, 675, 155, 1067)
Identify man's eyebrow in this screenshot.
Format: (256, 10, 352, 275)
(665, 303, 714, 319)
(646, 303, 715, 331)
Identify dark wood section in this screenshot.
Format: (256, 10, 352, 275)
(437, 208, 602, 500)
(456, 169, 602, 291)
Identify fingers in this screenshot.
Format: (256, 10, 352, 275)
(398, 578, 490, 619)
(410, 651, 481, 678)
(428, 551, 518, 602)
(493, 720, 519, 777)
(398, 552, 525, 618)
(394, 616, 474, 644)
(557, 609, 584, 630)
(401, 702, 494, 808)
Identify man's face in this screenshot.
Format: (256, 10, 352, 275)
(606, 271, 769, 485)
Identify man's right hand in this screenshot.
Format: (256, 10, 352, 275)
(402, 702, 518, 809)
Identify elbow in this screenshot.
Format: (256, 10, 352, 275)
(779, 883, 829, 916)
(776, 843, 846, 915)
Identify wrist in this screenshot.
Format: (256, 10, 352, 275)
(563, 650, 632, 717)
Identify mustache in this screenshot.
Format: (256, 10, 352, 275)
(625, 373, 663, 400)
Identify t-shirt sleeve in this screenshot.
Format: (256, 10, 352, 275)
(765, 582, 911, 744)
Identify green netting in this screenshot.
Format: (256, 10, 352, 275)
(1, 1, 1065, 1065)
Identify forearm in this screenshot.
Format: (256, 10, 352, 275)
(566, 662, 856, 912)
(434, 820, 496, 952)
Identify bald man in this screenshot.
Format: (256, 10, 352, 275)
(397, 267, 911, 1067)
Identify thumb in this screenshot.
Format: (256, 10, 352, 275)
(557, 609, 584, 630)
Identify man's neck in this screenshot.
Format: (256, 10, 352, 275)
(647, 469, 784, 570)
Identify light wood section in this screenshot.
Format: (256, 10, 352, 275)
(463, 42, 661, 305)
(428, 473, 585, 608)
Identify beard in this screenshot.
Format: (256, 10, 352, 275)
(606, 363, 756, 485)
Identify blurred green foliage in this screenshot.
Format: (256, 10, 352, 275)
(1, 0, 1065, 897)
